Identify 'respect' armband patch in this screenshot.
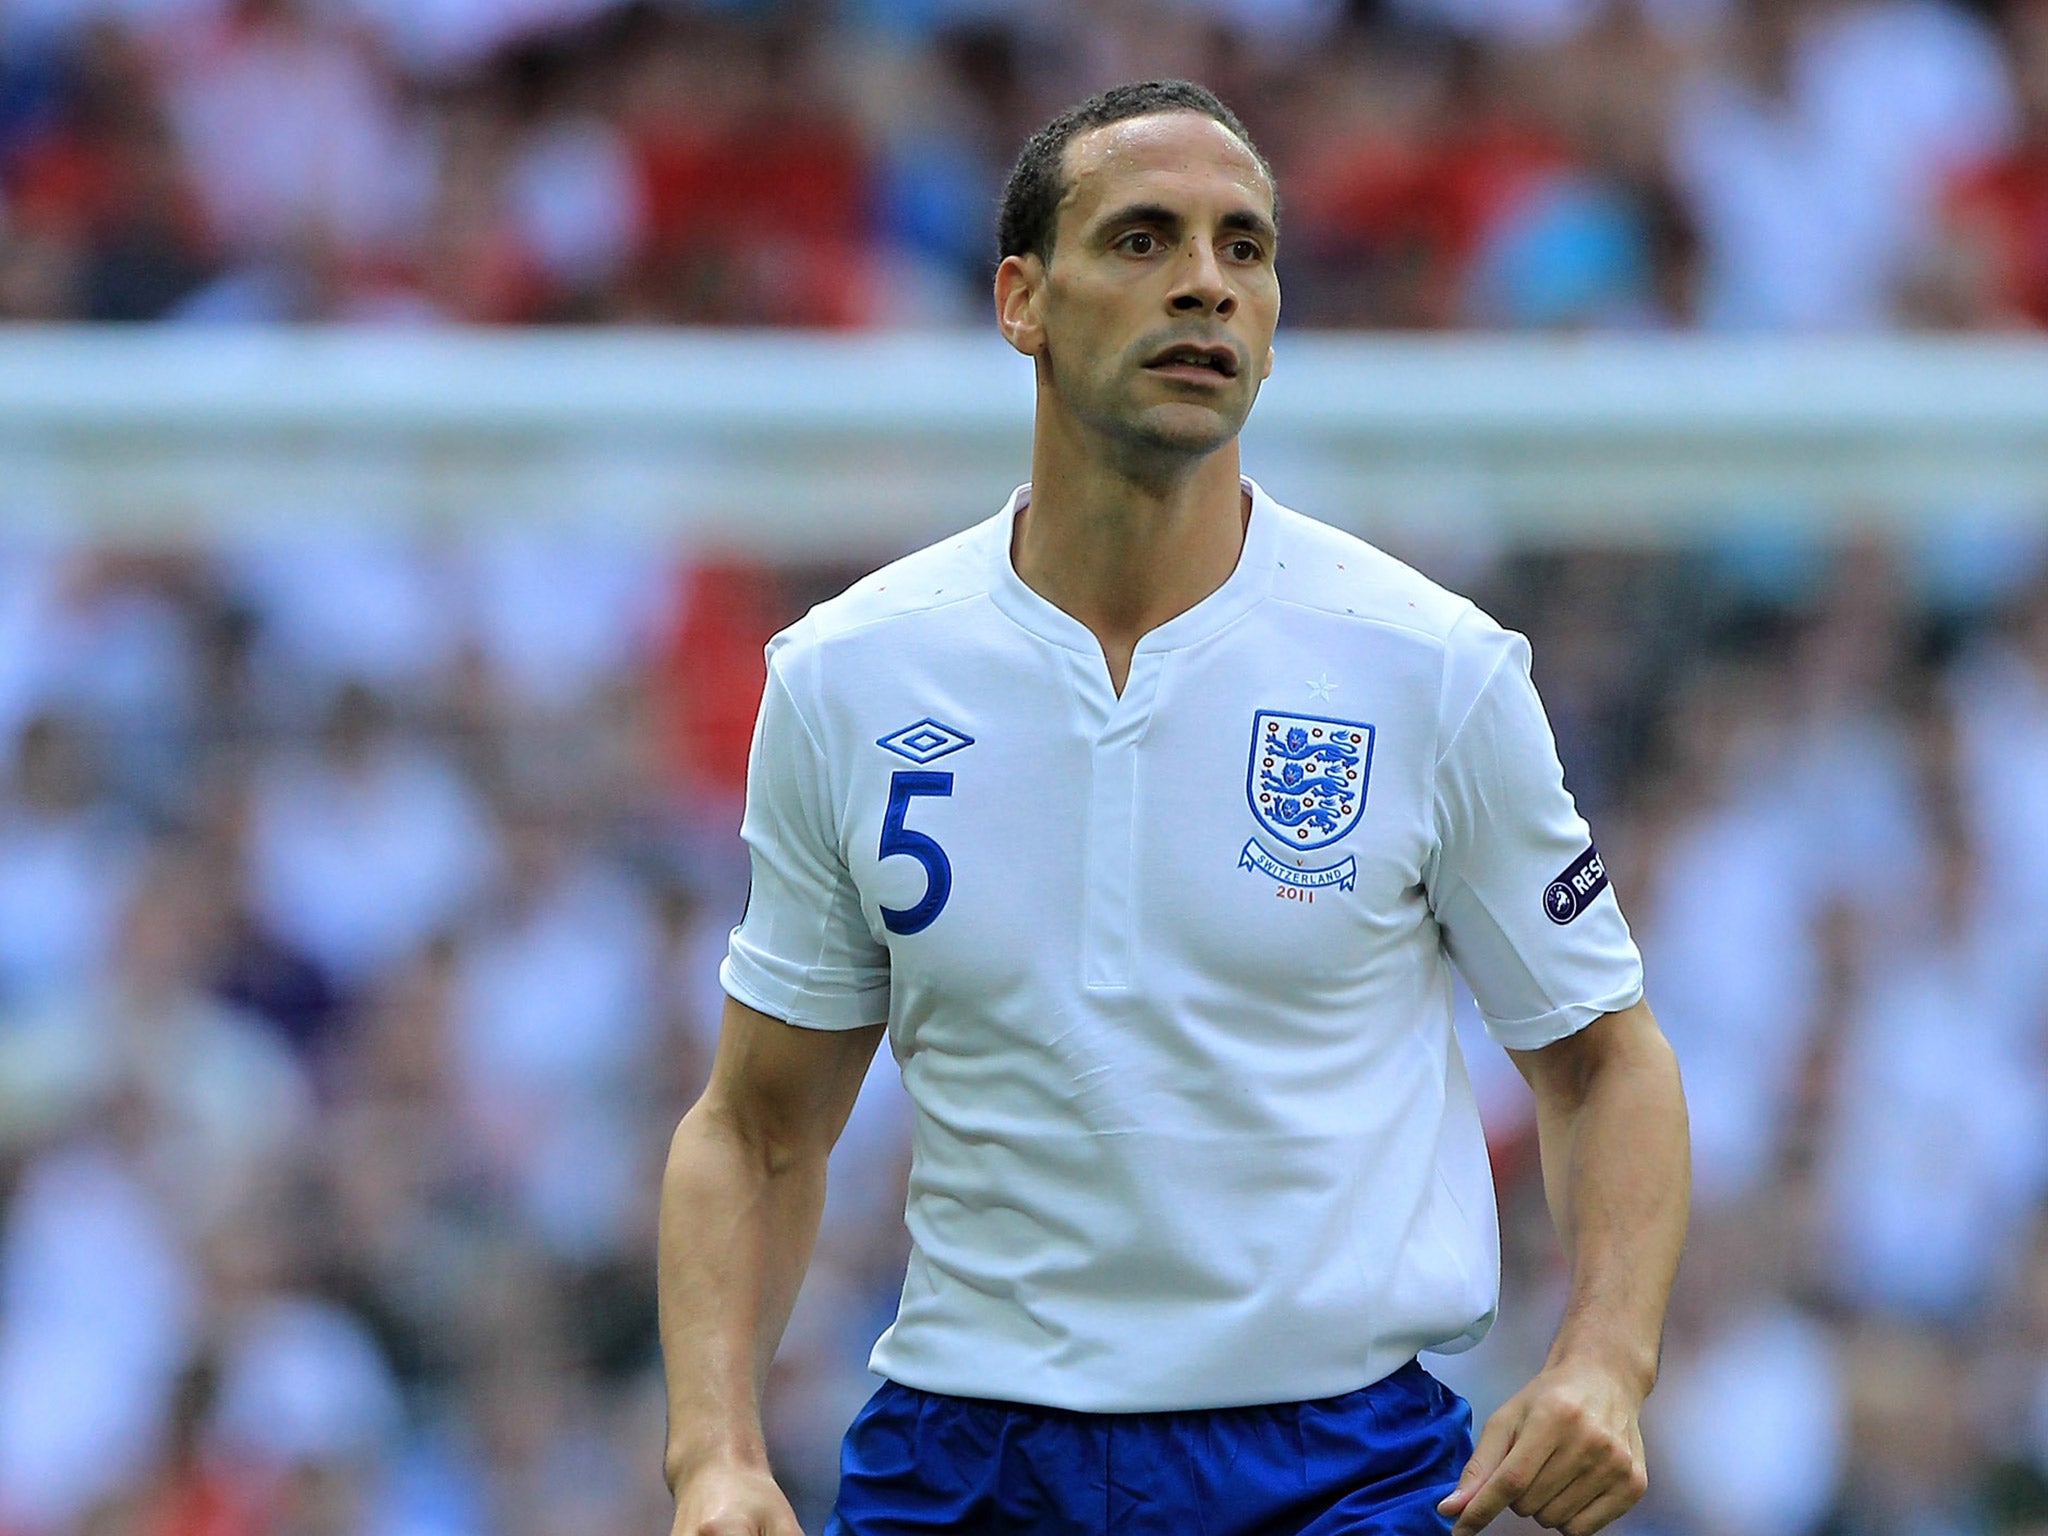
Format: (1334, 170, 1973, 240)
(1543, 845, 1608, 925)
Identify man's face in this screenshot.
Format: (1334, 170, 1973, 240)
(998, 111, 1280, 462)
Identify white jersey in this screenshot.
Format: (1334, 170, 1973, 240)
(721, 479, 1644, 1413)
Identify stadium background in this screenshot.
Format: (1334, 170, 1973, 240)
(2, 1, 2048, 1533)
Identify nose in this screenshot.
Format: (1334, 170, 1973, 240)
(1167, 237, 1235, 317)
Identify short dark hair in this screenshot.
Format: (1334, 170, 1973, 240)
(996, 80, 1277, 265)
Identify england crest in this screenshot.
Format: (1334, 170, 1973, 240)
(1246, 712, 1375, 852)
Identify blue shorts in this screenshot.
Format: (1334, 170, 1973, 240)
(824, 1358, 1472, 1536)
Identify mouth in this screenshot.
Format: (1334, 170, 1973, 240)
(1142, 342, 1240, 383)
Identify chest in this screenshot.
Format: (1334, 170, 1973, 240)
(822, 615, 1443, 1002)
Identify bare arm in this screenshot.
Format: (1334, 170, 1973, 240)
(660, 995, 886, 1535)
(1517, 996, 1690, 1395)
(1440, 997, 1690, 1536)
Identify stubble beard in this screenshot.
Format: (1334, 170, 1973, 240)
(1049, 345, 1250, 477)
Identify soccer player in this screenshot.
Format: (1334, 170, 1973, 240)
(659, 80, 1690, 1536)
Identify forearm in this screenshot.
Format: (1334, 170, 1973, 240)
(657, 1099, 829, 1490)
(1531, 1013, 1690, 1398)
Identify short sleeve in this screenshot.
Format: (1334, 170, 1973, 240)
(1427, 615, 1644, 1051)
(720, 638, 892, 1030)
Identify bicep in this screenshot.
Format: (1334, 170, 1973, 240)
(697, 995, 887, 1164)
(1431, 620, 1643, 1048)
(722, 646, 893, 1030)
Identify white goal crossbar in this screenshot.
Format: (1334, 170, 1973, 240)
(4, 327, 2047, 554)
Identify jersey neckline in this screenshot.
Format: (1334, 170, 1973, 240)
(986, 476, 1282, 657)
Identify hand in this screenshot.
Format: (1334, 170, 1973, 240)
(1435, 1358, 1650, 1536)
(671, 1462, 807, 1536)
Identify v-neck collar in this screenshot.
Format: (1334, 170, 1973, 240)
(987, 476, 1280, 657)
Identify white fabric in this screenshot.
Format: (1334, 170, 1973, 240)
(508, 117, 645, 293)
(1653, 1302, 1845, 1536)
(166, 21, 419, 255)
(250, 739, 495, 985)
(0, 1145, 197, 1532)
(1670, 0, 2013, 331)
(212, 1295, 404, 1465)
(460, 530, 671, 707)
(230, 532, 462, 697)
(344, 0, 623, 76)
(1953, 643, 2048, 938)
(455, 854, 662, 1258)
(721, 480, 1643, 1412)
(1642, 794, 1822, 1208)
(0, 549, 64, 758)
(0, 804, 144, 1004)
(1819, 924, 2048, 1320)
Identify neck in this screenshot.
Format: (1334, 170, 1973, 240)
(1012, 416, 1251, 688)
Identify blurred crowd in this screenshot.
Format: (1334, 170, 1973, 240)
(0, 520, 2042, 1536)
(1444, 534, 2048, 1536)
(3, 0, 2048, 1535)
(4, 0, 2048, 329)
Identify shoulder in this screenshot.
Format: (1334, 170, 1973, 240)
(768, 513, 1002, 676)
(1258, 496, 1530, 729)
(1261, 499, 1484, 646)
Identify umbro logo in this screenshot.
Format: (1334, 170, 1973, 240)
(877, 718, 975, 764)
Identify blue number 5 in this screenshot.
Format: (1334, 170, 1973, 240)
(879, 771, 953, 935)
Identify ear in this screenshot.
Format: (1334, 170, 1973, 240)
(994, 253, 1047, 358)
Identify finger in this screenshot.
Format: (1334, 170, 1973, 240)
(1559, 1467, 1650, 1536)
(1534, 1433, 1644, 1531)
(692, 1501, 795, 1536)
(1520, 1400, 1638, 1519)
(1437, 1398, 1526, 1516)
(1451, 1436, 1558, 1536)
(1532, 1471, 1606, 1532)
(1511, 1418, 1589, 1517)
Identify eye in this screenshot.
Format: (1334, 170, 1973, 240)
(1227, 238, 1264, 262)
(1117, 231, 1158, 255)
